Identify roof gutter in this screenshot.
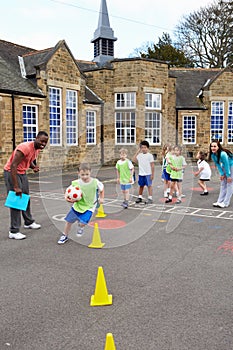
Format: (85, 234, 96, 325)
(0, 89, 45, 98)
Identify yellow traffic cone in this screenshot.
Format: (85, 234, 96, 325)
(88, 223, 105, 248)
(90, 266, 112, 306)
(95, 204, 107, 218)
(104, 333, 116, 350)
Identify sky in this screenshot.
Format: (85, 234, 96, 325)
(1, 0, 213, 61)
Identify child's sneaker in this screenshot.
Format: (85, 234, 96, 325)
(135, 197, 142, 203)
(121, 201, 128, 208)
(57, 234, 68, 244)
(176, 199, 182, 204)
(77, 227, 84, 237)
(165, 198, 172, 203)
(145, 198, 153, 204)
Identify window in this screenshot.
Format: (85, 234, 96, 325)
(115, 112, 135, 144)
(145, 93, 161, 109)
(228, 102, 233, 144)
(144, 93, 162, 144)
(66, 90, 78, 145)
(22, 105, 38, 141)
(183, 115, 196, 144)
(145, 112, 161, 144)
(210, 101, 224, 142)
(86, 111, 96, 144)
(49, 87, 62, 145)
(115, 92, 136, 108)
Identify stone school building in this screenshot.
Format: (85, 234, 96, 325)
(1, 0, 233, 176)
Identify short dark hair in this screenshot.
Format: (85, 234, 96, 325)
(198, 151, 207, 161)
(37, 131, 49, 138)
(140, 140, 150, 148)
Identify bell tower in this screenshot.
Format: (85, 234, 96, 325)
(91, 0, 117, 65)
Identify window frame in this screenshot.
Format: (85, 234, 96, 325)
(115, 92, 136, 109)
(49, 87, 62, 146)
(227, 101, 233, 144)
(22, 104, 38, 142)
(145, 111, 162, 145)
(210, 101, 224, 143)
(115, 111, 136, 145)
(86, 110, 96, 145)
(66, 89, 78, 146)
(145, 93, 161, 110)
(182, 115, 197, 145)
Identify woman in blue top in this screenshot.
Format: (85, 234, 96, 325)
(209, 139, 233, 208)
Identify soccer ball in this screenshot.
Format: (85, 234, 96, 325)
(65, 185, 82, 202)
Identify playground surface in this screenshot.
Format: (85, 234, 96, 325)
(0, 164, 233, 349)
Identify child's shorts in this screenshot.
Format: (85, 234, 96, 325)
(65, 207, 92, 225)
(162, 169, 171, 181)
(138, 175, 152, 187)
(120, 184, 132, 191)
(171, 178, 182, 182)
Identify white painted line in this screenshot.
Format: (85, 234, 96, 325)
(29, 191, 233, 221)
(29, 180, 53, 184)
(164, 207, 176, 213)
(190, 209, 201, 215)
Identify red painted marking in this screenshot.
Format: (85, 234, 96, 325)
(159, 197, 185, 204)
(217, 239, 233, 253)
(89, 219, 126, 229)
(191, 187, 214, 192)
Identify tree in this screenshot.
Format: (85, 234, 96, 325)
(138, 33, 194, 67)
(175, 0, 233, 68)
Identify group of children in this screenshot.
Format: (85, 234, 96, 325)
(162, 144, 212, 203)
(58, 140, 212, 244)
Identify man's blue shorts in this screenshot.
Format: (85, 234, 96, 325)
(65, 207, 92, 225)
(138, 175, 152, 187)
(162, 169, 171, 181)
(120, 184, 132, 191)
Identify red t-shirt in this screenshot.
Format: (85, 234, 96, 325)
(4, 141, 40, 174)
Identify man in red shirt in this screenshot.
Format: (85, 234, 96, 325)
(4, 131, 49, 240)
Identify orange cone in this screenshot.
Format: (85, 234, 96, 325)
(104, 333, 116, 350)
(95, 204, 107, 218)
(88, 223, 105, 248)
(90, 266, 112, 306)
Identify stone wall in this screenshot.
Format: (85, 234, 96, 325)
(84, 58, 177, 165)
(0, 43, 102, 177)
(1, 48, 233, 178)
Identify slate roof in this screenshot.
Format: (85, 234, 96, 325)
(0, 39, 103, 103)
(84, 86, 103, 104)
(76, 60, 99, 72)
(0, 39, 45, 97)
(169, 68, 221, 109)
(23, 47, 55, 76)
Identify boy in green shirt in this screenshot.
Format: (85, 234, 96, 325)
(58, 163, 104, 244)
(116, 148, 134, 208)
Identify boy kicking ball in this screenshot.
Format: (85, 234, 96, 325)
(58, 163, 104, 244)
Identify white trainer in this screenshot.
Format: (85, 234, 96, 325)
(217, 202, 226, 208)
(24, 222, 41, 229)
(213, 202, 221, 207)
(9, 232, 26, 240)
